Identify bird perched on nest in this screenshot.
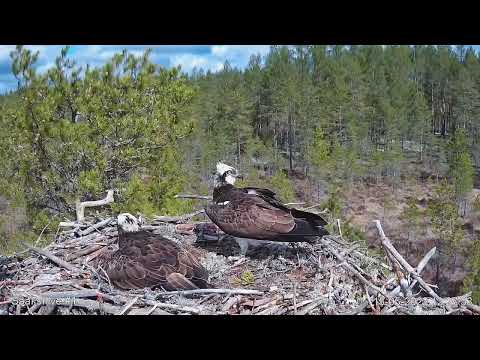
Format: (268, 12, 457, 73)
(204, 162, 329, 256)
(95, 213, 212, 291)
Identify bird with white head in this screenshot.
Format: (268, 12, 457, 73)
(214, 162, 243, 188)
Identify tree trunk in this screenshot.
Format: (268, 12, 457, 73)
(288, 108, 293, 172)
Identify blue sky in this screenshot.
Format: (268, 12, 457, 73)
(1, 45, 479, 94)
(0, 45, 272, 93)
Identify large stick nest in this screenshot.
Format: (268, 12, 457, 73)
(0, 214, 478, 315)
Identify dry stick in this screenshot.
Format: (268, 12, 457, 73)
(58, 221, 77, 228)
(79, 218, 113, 237)
(284, 202, 306, 206)
(118, 296, 140, 315)
(40, 289, 121, 304)
(317, 237, 388, 297)
(466, 303, 480, 314)
(175, 194, 212, 200)
(300, 204, 327, 211)
(21, 242, 79, 273)
(142, 299, 201, 314)
(153, 210, 205, 224)
(336, 219, 343, 239)
(389, 247, 436, 297)
(34, 219, 53, 246)
(157, 288, 263, 297)
(66, 298, 120, 314)
(384, 246, 411, 298)
(374, 220, 446, 305)
(293, 283, 298, 315)
(76, 190, 114, 222)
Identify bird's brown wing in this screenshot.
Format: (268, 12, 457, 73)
(242, 186, 328, 226)
(98, 233, 210, 290)
(99, 234, 181, 289)
(206, 195, 295, 240)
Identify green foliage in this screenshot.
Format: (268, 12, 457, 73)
(401, 197, 423, 240)
(463, 237, 480, 304)
(269, 171, 295, 203)
(233, 270, 255, 286)
(447, 128, 475, 201)
(427, 180, 466, 252)
(5, 46, 195, 219)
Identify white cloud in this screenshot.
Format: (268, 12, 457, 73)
(0, 45, 274, 93)
(212, 45, 270, 58)
(170, 54, 223, 73)
(0, 45, 15, 61)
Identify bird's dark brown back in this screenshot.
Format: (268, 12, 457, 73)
(96, 231, 210, 290)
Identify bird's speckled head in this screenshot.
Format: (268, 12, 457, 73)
(214, 162, 242, 188)
(117, 213, 141, 233)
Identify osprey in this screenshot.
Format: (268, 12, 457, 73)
(205, 162, 329, 255)
(95, 213, 211, 291)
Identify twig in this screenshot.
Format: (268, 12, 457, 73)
(390, 247, 436, 297)
(153, 210, 205, 224)
(157, 288, 264, 297)
(40, 289, 121, 304)
(336, 219, 343, 239)
(78, 218, 113, 237)
(174, 194, 212, 200)
(374, 220, 446, 305)
(364, 285, 376, 313)
(76, 190, 114, 222)
(142, 299, 201, 314)
(35, 219, 53, 246)
(58, 221, 77, 228)
(21, 242, 79, 273)
(118, 296, 140, 315)
(466, 303, 480, 314)
(284, 202, 306, 206)
(300, 204, 326, 211)
(317, 237, 388, 297)
(293, 283, 297, 315)
(146, 303, 160, 315)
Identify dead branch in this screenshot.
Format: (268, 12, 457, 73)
(118, 296, 140, 315)
(374, 220, 446, 305)
(390, 247, 436, 297)
(21, 242, 79, 273)
(153, 210, 205, 224)
(466, 303, 480, 314)
(157, 288, 264, 297)
(79, 218, 113, 237)
(75, 190, 114, 222)
(175, 194, 212, 200)
(336, 219, 343, 239)
(317, 237, 388, 297)
(142, 299, 201, 314)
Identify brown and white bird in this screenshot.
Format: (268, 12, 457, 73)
(205, 162, 329, 255)
(95, 213, 211, 291)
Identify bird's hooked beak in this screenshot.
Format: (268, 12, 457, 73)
(235, 173, 244, 180)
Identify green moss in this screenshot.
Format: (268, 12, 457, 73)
(233, 270, 255, 286)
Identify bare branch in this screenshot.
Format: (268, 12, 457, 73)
(76, 190, 114, 222)
(21, 242, 79, 273)
(157, 288, 264, 297)
(174, 194, 212, 200)
(374, 220, 446, 305)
